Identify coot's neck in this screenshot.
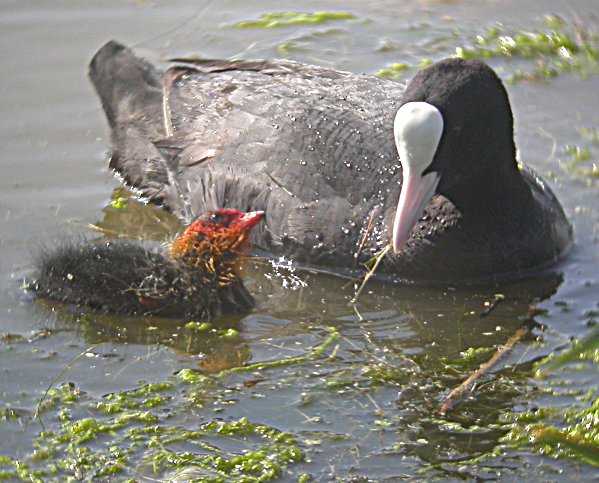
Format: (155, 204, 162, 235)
(440, 154, 531, 219)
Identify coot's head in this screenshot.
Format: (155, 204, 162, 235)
(171, 208, 265, 265)
(392, 58, 517, 253)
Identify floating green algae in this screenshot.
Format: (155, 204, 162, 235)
(501, 328, 599, 467)
(454, 16, 599, 81)
(441, 345, 496, 369)
(0, 328, 339, 481)
(503, 396, 599, 468)
(377, 59, 432, 79)
(377, 15, 599, 82)
(375, 62, 410, 80)
(0, 384, 304, 482)
(215, 325, 338, 377)
(144, 418, 304, 481)
(108, 191, 128, 210)
(559, 128, 599, 182)
(232, 11, 357, 29)
(185, 321, 212, 332)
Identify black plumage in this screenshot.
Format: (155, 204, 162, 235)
(32, 209, 263, 317)
(89, 41, 572, 283)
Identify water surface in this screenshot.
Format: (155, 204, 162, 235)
(1, 0, 598, 480)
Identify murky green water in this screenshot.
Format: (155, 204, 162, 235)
(1, 0, 598, 480)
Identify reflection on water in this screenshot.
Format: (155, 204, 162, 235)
(51, 190, 566, 357)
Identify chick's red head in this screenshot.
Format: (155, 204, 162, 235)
(171, 209, 265, 265)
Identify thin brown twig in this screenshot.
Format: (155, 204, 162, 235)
(67, 221, 124, 237)
(350, 245, 391, 304)
(354, 210, 377, 265)
(266, 173, 296, 198)
(438, 325, 530, 415)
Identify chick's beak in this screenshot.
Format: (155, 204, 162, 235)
(230, 210, 265, 251)
(237, 210, 265, 231)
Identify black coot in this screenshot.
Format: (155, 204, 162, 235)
(89, 41, 572, 283)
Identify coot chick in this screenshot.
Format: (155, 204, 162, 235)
(89, 41, 572, 284)
(33, 209, 264, 318)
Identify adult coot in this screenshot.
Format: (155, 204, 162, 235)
(33, 209, 264, 317)
(89, 41, 572, 283)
